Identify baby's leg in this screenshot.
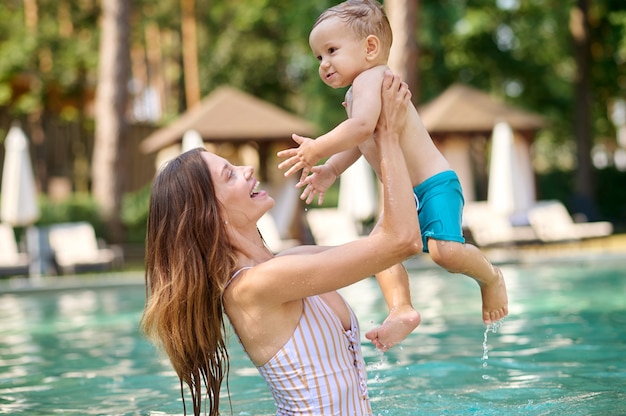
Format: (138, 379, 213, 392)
(427, 239, 508, 325)
(365, 263, 421, 351)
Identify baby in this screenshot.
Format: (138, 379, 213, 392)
(278, 0, 508, 349)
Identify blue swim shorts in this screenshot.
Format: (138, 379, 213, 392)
(413, 170, 465, 253)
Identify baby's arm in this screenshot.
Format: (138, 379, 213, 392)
(278, 68, 384, 178)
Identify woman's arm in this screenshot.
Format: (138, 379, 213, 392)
(252, 71, 420, 301)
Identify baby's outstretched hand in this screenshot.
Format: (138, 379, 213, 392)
(277, 134, 317, 180)
(297, 164, 338, 205)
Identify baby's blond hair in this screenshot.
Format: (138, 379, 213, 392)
(313, 0, 393, 60)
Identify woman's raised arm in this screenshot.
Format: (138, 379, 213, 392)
(251, 71, 421, 300)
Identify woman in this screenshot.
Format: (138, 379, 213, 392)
(141, 72, 421, 416)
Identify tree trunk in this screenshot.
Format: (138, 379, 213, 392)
(92, 0, 131, 242)
(570, 0, 596, 215)
(385, 0, 420, 103)
(181, 0, 200, 108)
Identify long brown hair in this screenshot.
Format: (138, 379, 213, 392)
(140, 148, 238, 415)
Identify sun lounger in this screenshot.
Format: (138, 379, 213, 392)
(305, 208, 363, 246)
(527, 200, 613, 243)
(0, 223, 29, 277)
(462, 202, 538, 247)
(47, 222, 122, 274)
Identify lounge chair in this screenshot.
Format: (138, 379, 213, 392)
(527, 200, 613, 243)
(257, 212, 299, 253)
(47, 222, 123, 274)
(0, 222, 29, 277)
(305, 208, 363, 246)
(462, 202, 538, 247)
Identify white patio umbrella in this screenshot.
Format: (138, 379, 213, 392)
(487, 121, 535, 217)
(338, 155, 378, 225)
(181, 129, 205, 153)
(1, 125, 40, 226)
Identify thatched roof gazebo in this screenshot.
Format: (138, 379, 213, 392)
(140, 86, 317, 181)
(418, 83, 546, 203)
(420, 83, 545, 135)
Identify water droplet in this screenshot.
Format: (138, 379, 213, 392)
(481, 318, 505, 376)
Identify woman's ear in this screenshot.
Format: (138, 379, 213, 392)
(365, 35, 381, 61)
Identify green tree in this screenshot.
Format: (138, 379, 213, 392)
(419, 0, 625, 215)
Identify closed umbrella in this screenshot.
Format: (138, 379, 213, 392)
(487, 121, 535, 218)
(181, 129, 205, 153)
(1, 125, 40, 226)
(1, 125, 44, 276)
(338, 156, 377, 226)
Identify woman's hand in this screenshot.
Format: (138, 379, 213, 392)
(376, 71, 421, 251)
(375, 71, 411, 145)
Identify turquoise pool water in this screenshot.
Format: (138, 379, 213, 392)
(0, 259, 625, 415)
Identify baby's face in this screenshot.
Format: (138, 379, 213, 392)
(309, 17, 369, 89)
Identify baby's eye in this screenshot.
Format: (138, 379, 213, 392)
(316, 55, 322, 62)
(328, 47, 337, 54)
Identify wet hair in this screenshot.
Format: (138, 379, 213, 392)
(313, 0, 393, 59)
(140, 148, 238, 416)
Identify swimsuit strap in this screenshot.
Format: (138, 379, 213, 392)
(225, 266, 253, 289)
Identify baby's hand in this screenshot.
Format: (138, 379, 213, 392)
(297, 164, 337, 205)
(277, 134, 318, 180)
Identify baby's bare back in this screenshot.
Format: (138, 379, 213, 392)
(359, 103, 450, 187)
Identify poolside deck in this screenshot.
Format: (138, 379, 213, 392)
(2, 234, 625, 294)
(404, 232, 626, 269)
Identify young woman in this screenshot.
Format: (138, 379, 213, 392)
(141, 72, 421, 416)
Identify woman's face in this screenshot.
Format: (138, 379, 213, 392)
(201, 152, 274, 227)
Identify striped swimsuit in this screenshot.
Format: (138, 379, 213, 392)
(228, 268, 372, 415)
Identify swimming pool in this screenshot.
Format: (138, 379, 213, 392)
(0, 258, 624, 415)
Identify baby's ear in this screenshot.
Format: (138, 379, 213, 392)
(365, 35, 381, 59)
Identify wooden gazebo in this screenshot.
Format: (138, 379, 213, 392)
(140, 86, 317, 182)
(419, 83, 546, 202)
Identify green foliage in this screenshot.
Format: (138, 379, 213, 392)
(1, 0, 625, 243)
(120, 185, 151, 244)
(0, 1, 99, 118)
(421, 0, 577, 142)
(35, 187, 153, 244)
(37, 193, 106, 238)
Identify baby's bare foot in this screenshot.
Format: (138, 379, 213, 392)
(365, 305, 421, 351)
(481, 267, 508, 325)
